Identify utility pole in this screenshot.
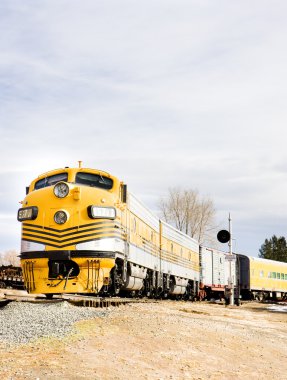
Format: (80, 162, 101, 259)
(217, 215, 235, 306)
(228, 213, 234, 306)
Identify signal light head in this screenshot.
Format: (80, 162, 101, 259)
(217, 230, 230, 243)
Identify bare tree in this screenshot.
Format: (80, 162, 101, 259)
(159, 187, 216, 244)
(3, 250, 20, 267)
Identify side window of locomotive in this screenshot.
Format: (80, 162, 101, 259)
(76, 172, 113, 190)
(132, 217, 137, 233)
(34, 173, 68, 190)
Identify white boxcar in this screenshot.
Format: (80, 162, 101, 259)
(200, 246, 236, 298)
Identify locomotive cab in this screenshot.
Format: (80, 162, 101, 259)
(18, 165, 125, 296)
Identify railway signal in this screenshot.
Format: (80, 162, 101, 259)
(217, 214, 234, 306)
(217, 229, 230, 244)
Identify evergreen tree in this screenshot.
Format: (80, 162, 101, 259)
(259, 235, 287, 262)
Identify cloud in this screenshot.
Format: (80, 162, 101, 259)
(1, 1, 287, 255)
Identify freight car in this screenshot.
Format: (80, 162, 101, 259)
(0, 265, 24, 289)
(17, 163, 200, 299)
(199, 246, 238, 301)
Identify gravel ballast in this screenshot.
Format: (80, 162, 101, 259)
(1, 301, 287, 379)
(0, 301, 110, 346)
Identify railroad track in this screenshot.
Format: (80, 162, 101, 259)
(0, 289, 153, 308)
(61, 293, 143, 308)
(2, 290, 285, 309)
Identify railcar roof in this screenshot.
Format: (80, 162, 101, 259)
(248, 255, 287, 266)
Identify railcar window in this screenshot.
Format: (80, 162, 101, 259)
(281, 273, 284, 280)
(34, 173, 68, 190)
(260, 270, 264, 278)
(277, 273, 280, 279)
(285, 274, 287, 280)
(272, 272, 276, 279)
(133, 218, 137, 233)
(76, 172, 113, 190)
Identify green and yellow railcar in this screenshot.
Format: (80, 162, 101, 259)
(239, 255, 287, 300)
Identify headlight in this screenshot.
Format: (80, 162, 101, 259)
(54, 210, 68, 224)
(54, 182, 69, 198)
(17, 206, 38, 221)
(88, 206, 116, 219)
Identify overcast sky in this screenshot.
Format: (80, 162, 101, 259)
(1, 1, 287, 257)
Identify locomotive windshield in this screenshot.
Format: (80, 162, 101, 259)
(34, 173, 68, 190)
(75, 172, 113, 190)
(33, 171, 113, 191)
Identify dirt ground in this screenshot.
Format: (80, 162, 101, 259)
(1, 300, 287, 380)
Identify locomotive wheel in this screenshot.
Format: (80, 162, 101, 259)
(45, 294, 54, 299)
(0, 281, 6, 288)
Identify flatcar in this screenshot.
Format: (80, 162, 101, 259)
(0, 265, 24, 289)
(17, 163, 200, 299)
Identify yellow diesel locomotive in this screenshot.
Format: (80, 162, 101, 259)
(17, 163, 200, 299)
